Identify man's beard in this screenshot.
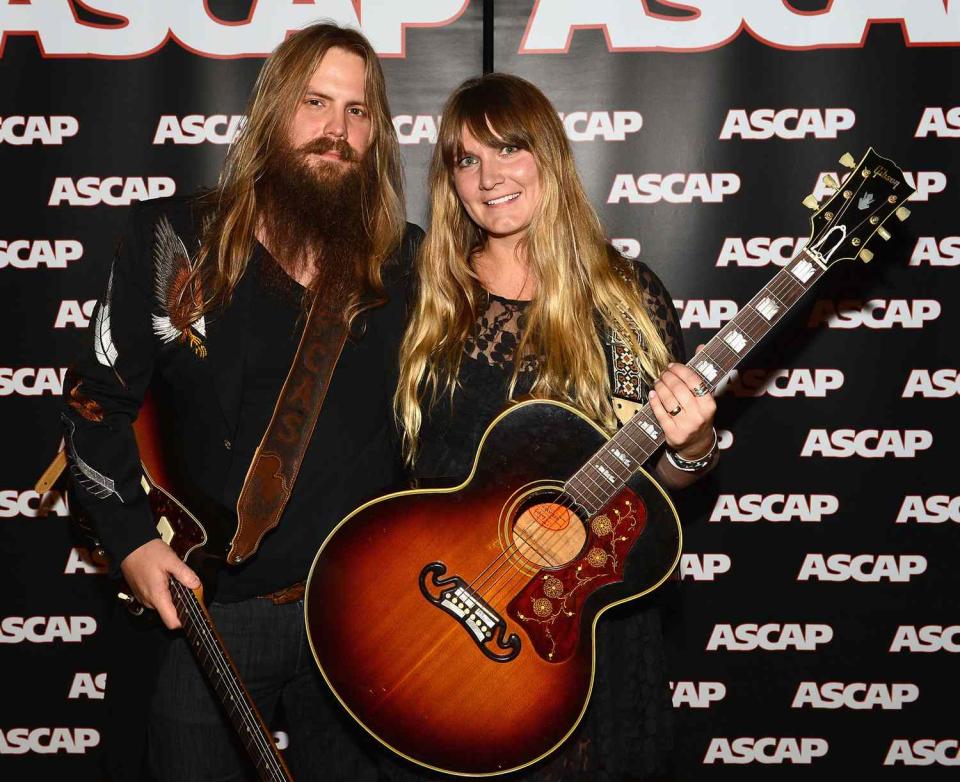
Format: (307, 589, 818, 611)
(256, 136, 375, 302)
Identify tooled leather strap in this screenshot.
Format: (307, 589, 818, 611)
(229, 294, 349, 564)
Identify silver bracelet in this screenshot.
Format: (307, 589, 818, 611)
(665, 428, 718, 472)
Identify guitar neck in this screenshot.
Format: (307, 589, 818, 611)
(169, 579, 294, 782)
(565, 249, 826, 514)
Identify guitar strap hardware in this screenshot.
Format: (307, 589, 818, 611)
(230, 288, 353, 564)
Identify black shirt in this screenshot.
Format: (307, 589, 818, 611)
(216, 244, 411, 601)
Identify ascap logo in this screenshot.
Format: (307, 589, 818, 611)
(611, 238, 641, 259)
(903, 369, 960, 398)
(153, 114, 245, 144)
(54, 299, 96, 328)
(890, 625, 960, 653)
(896, 496, 960, 524)
(65, 547, 108, 575)
(608, 173, 740, 204)
(394, 114, 441, 145)
(808, 299, 940, 329)
(716, 237, 807, 267)
(395, 111, 644, 145)
(670, 681, 726, 708)
(801, 429, 932, 459)
(707, 623, 832, 652)
(710, 494, 838, 523)
(0, 489, 69, 518)
(812, 170, 946, 202)
(0, 115, 78, 144)
(703, 737, 828, 765)
(792, 682, 919, 710)
(0, 616, 96, 644)
(0, 239, 83, 269)
(559, 110, 643, 141)
(0, 367, 67, 397)
(915, 107, 960, 138)
(520, 2, 960, 52)
(49, 176, 176, 207)
(718, 368, 844, 398)
(679, 553, 731, 581)
(0, 2, 469, 58)
(673, 299, 738, 329)
(0, 727, 99, 755)
(885, 739, 960, 766)
(797, 554, 927, 583)
(720, 108, 854, 140)
(910, 236, 960, 266)
(68, 672, 106, 700)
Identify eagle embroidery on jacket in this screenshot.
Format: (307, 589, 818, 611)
(152, 215, 207, 358)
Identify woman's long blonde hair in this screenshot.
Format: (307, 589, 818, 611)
(189, 22, 405, 320)
(396, 73, 672, 464)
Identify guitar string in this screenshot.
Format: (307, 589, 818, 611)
(169, 578, 286, 781)
(171, 580, 286, 781)
(467, 157, 906, 605)
(169, 580, 284, 781)
(467, 263, 823, 609)
(452, 167, 904, 645)
(474, 183, 902, 613)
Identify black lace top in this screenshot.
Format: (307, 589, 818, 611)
(387, 261, 684, 781)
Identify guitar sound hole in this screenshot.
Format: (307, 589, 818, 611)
(512, 498, 587, 569)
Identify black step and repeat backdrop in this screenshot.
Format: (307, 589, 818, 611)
(1, 0, 957, 778)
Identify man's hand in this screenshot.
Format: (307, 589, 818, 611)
(120, 539, 201, 630)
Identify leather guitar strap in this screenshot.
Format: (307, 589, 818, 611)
(229, 290, 351, 564)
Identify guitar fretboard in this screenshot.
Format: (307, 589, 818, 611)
(169, 579, 293, 782)
(564, 249, 826, 515)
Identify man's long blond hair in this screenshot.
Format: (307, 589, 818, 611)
(396, 73, 672, 464)
(189, 23, 405, 320)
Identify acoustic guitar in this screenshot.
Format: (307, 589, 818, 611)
(304, 149, 914, 776)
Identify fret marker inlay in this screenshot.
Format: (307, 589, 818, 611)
(791, 259, 815, 284)
(695, 359, 719, 383)
(638, 420, 660, 440)
(756, 297, 779, 321)
(594, 463, 617, 484)
(723, 330, 747, 353)
(611, 447, 632, 468)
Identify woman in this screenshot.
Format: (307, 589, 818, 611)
(394, 74, 718, 780)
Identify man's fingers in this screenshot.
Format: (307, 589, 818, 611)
(152, 585, 182, 631)
(172, 560, 201, 590)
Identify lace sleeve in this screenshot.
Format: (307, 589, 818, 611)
(632, 261, 686, 364)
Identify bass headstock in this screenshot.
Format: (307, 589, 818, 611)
(802, 148, 915, 266)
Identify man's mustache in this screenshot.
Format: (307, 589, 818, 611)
(297, 136, 357, 162)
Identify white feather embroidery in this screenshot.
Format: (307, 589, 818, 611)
(94, 267, 118, 368)
(61, 415, 123, 503)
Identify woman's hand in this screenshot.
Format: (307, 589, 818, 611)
(648, 361, 717, 460)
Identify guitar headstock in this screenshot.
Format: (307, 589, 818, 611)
(802, 148, 915, 266)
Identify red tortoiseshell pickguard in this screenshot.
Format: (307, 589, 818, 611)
(506, 487, 647, 663)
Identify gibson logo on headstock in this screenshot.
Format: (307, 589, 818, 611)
(872, 165, 900, 189)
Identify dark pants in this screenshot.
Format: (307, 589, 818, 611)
(147, 597, 380, 782)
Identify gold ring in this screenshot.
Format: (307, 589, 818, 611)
(692, 384, 709, 398)
(668, 404, 682, 417)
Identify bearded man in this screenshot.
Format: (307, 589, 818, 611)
(61, 23, 421, 781)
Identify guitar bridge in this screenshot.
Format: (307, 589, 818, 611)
(419, 562, 520, 663)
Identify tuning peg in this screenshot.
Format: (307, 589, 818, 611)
(895, 206, 911, 221)
(823, 174, 840, 190)
(839, 153, 856, 169)
(877, 227, 891, 241)
(802, 194, 820, 210)
(859, 248, 875, 263)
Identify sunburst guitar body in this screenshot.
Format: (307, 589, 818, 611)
(306, 400, 681, 776)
